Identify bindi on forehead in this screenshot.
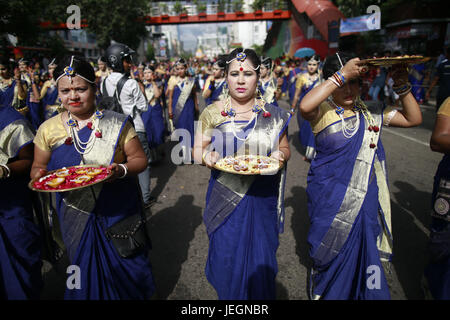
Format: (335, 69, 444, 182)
(58, 76, 89, 89)
(228, 60, 256, 73)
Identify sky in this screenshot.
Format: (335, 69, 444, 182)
(178, 22, 232, 52)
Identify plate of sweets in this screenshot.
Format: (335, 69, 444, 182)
(29, 165, 112, 192)
(358, 55, 430, 67)
(214, 155, 283, 175)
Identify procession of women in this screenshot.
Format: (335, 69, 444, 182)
(0, 43, 449, 301)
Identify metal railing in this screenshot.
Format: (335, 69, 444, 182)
(148, 1, 289, 17)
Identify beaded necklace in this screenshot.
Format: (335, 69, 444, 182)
(66, 110, 104, 155)
(329, 97, 379, 148)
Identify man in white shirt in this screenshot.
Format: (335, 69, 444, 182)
(102, 43, 155, 207)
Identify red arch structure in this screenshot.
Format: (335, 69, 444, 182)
(39, 1, 344, 59)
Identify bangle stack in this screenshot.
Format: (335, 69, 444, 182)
(0, 164, 11, 179)
(393, 82, 411, 96)
(329, 69, 345, 88)
(118, 163, 128, 179)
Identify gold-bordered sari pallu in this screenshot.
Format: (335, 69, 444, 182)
(307, 101, 393, 300)
(203, 103, 291, 299)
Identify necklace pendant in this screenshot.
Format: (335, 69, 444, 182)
(252, 105, 262, 113)
(335, 106, 344, 115)
(67, 118, 77, 127)
(94, 110, 104, 119)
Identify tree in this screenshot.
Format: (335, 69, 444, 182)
(146, 43, 155, 62)
(232, 0, 244, 12)
(332, 0, 374, 18)
(173, 0, 184, 15)
(251, 44, 264, 56)
(251, 0, 265, 12)
(217, 0, 227, 13)
(2, 0, 150, 51)
(74, 0, 149, 50)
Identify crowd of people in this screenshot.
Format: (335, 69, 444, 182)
(0, 43, 449, 300)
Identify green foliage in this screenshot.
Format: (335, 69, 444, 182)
(173, 0, 184, 15)
(251, 0, 265, 11)
(160, 3, 169, 14)
(194, 0, 207, 13)
(232, 0, 244, 12)
(333, 0, 374, 18)
(146, 43, 155, 62)
(251, 44, 264, 56)
(80, 0, 149, 49)
(271, 0, 284, 10)
(1, 0, 150, 51)
(217, 0, 226, 13)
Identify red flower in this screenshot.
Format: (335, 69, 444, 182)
(263, 111, 271, 118)
(221, 111, 228, 117)
(373, 126, 379, 133)
(368, 126, 373, 131)
(370, 143, 376, 149)
(95, 131, 102, 138)
(65, 137, 73, 145)
(87, 121, 93, 130)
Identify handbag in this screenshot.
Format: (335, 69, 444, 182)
(432, 178, 450, 222)
(105, 210, 152, 259)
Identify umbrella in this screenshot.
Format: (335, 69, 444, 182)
(294, 47, 315, 58)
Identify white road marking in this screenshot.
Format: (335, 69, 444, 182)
(383, 127, 430, 147)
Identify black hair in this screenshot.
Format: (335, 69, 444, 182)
(53, 55, 96, 86)
(225, 48, 261, 76)
(260, 56, 273, 70)
(322, 52, 356, 79)
(307, 54, 321, 63)
(216, 55, 227, 69)
(0, 58, 16, 76)
(176, 58, 187, 67)
(145, 65, 155, 72)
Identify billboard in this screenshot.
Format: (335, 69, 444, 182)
(340, 12, 381, 33)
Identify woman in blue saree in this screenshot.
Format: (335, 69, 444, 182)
(202, 57, 226, 107)
(193, 48, 291, 300)
(26, 72, 43, 130)
(258, 56, 281, 108)
(0, 103, 43, 299)
(40, 60, 60, 121)
(168, 59, 199, 161)
(31, 56, 155, 300)
(142, 65, 165, 163)
(290, 55, 322, 161)
(288, 61, 303, 104)
(300, 53, 422, 299)
(409, 63, 426, 104)
(0, 59, 28, 116)
(426, 96, 450, 300)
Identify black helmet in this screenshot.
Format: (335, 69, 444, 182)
(105, 42, 135, 72)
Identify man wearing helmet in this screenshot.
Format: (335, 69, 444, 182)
(101, 42, 155, 208)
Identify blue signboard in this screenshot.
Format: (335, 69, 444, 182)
(340, 13, 380, 33)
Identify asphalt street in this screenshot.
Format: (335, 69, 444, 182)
(40, 94, 442, 300)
